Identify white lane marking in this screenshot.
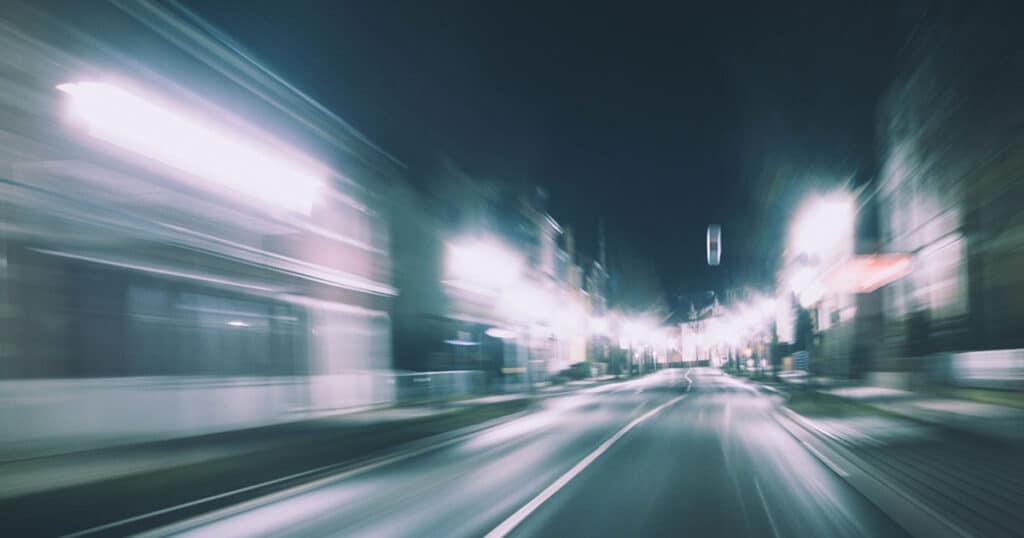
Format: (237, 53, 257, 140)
(485, 370, 692, 538)
(755, 477, 780, 538)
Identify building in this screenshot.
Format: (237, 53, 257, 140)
(390, 171, 595, 387)
(876, 4, 1024, 371)
(584, 257, 612, 367)
(0, 1, 401, 449)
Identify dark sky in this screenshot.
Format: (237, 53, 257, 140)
(185, 0, 921, 305)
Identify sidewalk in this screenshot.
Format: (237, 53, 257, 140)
(773, 386, 1024, 538)
(825, 385, 1024, 442)
(0, 396, 532, 536)
(0, 375, 636, 536)
(1, 404, 451, 500)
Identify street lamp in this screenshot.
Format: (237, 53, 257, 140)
(448, 240, 523, 290)
(787, 193, 855, 306)
(790, 194, 854, 261)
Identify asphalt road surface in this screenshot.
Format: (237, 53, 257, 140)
(155, 368, 908, 537)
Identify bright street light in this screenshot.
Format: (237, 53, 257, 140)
(621, 319, 648, 347)
(448, 240, 522, 290)
(790, 194, 854, 260)
(497, 281, 552, 323)
(756, 297, 777, 318)
(485, 327, 517, 339)
(57, 81, 324, 214)
(790, 266, 824, 307)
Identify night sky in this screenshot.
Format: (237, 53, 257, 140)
(186, 0, 922, 308)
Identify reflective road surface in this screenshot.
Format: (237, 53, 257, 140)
(155, 368, 907, 537)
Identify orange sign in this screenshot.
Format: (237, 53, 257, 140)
(824, 255, 912, 294)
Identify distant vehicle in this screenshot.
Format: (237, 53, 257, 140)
(707, 224, 721, 266)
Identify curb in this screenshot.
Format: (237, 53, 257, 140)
(773, 407, 970, 538)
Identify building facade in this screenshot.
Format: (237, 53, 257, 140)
(0, 1, 400, 449)
(876, 5, 1024, 370)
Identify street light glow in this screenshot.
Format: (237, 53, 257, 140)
(497, 281, 552, 322)
(791, 195, 854, 260)
(757, 297, 777, 318)
(485, 327, 517, 339)
(797, 280, 824, 308)
(57, 81, 324, 214)
(621, 318, 659, 348)
(448, 240, 522, 290)
(790, 266, 817, 294)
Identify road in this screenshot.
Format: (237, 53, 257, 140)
(153, 368, 908, 537)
